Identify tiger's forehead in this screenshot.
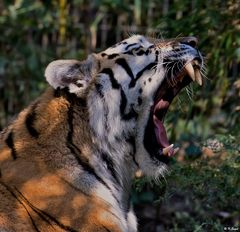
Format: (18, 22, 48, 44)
(102, 35, 153, 55)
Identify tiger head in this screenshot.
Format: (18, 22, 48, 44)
(45, 35, 203, 179)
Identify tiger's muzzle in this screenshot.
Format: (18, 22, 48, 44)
(144, 36, 204, 164)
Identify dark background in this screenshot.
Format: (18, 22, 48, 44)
(0, 0, 239, 231)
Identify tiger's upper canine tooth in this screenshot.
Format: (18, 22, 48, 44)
(185, 63, 195, 81)
(163, 144, 174, 156)
(195, 69, 202, 86)
(173, 147, 180, 155)
(135, 169, 143, 178)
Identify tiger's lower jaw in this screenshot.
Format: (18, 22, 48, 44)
(144, 62, 203, 165)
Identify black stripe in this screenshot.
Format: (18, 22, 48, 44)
(123, 50, 134, 55)
(67, 140, 111, 189)
(123, 46, 144, 55)
(145, 49, 150, 55)
(25, 103, 39, 138)
(134, 46, 143, 51)
(101, 53, 120, 59)
(129, 62, 157, 88)
(136, 50, 145, 56)
(15, 188, 55, 228)
(21, 201, 42, 231)
(101, 225, 112, 232)
(120, 89, 138, 120)
(5, 132, 17, 160)
(66, 103, 112, 192)
(126, 136, 139, 167)
(0, 182, 41, 232)
(125, 43, 137, 50)
(100, 68, 120, 89)
(14, 187, 77, 232)
(54, 87, 62, 97)
(116, 58, 134, 80)
(65, 99, 122, 206)
(60, 177, 91, 197)
(66, 108, 121, 207)
(54, 87, 87, 108)
(101, 152, 120, 185)
(108, 53, 119, 59)
(138, 97, 142, 105)
(129, 50, 158, 88)
(95, 83, 104, 98)
(122, 108, 138, 120)
(120, 89, 127, 116)
(28, 211, 41, 232)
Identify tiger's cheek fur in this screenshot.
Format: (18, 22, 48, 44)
(92, 38, 168, 178)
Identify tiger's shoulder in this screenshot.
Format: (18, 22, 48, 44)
(0, 86, 126, 232)
(0, 87, 71, 159)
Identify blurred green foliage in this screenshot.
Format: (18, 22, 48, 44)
(133, 134, 240, 231)
(0, 0, 239, 231)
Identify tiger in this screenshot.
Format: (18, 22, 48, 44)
(0, 35, 203, 232)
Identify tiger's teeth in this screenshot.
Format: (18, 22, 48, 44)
(163, 144, 174, 156)
(185, 63, 195, 81)
(195, 69, 202, 86)
(173, 147, 179, 155)
(135, 169, 143, 178)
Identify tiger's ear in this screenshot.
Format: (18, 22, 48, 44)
(45, 54, 98, 96)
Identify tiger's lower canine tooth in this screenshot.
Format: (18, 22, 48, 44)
(193, 60, 199, 66)
(195, 69, 202, 86)
(163, 144, 174, 155)
(135, 169, 143, 178)
(185, 63, 195, 81)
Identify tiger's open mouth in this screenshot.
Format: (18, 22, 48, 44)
(144, 59, 203, 163)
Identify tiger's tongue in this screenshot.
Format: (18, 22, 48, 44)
(153, 100, 170, 148)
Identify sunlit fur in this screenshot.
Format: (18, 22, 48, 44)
(0, 35, 202, 231)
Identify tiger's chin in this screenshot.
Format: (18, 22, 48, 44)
(139, 59, 203, 178)
(135, 154, 169, 180)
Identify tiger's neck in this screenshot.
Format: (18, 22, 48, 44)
(40, 87, 137, 213)
(85, 83, 138, 212)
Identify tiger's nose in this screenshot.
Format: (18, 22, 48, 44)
(180, 36, 198, 48)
